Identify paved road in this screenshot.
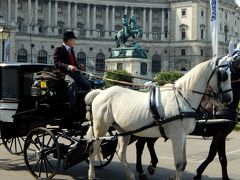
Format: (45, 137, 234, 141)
(0, 132, 239, 180)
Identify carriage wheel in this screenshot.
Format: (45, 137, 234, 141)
(2, 137, 25, 155)
(87, 127, 116, 168)
(23, 127, 60, 179)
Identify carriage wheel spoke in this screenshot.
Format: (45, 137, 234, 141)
(36, 134, 42, 148)
(45, 147, 56, 155)
(46, 137, 52, 148)
(42, 133, 45, 147)
(38, 159, 43, 177)
(44, 157, 55, 172)
(29, 138, 40, 150)
(43, 158, 48, 178)
(14, 138, 17, 154)
(17, 137, 23, 152)
(9, 138, 14, 151)
(32, 158, 41, 172)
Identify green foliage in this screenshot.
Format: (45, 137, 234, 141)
(104, 70, 133, 87)
(155, 71, 183, 86)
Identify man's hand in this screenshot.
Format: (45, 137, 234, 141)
(68, 65, 78, 72)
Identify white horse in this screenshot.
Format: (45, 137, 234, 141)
(85, 58, 233, 180)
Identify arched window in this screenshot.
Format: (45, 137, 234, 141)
(96, 53, 105, 73)
(152, 55, 161, 73)
(96, 24, 104, 37)
(17, 48, 27, 62)
(77, 52, 86, 66)
(37, 50, 48, 64)
(181, 28, 186, 40)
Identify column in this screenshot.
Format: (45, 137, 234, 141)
(15, 0, 18, 23)
(161, 9, 165, 40)
(149, 8, 153, 40)
(124, 6, 128, 15)
(167, 9, 170, 39)
(142, 8, 146, 40)
(47, 0, 52, 34)
(131, 7, 134, 16)
(34, 0, 39, 34)
(54, 0, 58, 34)
(8, 0, 11, 22)
(74, 3, 77, 28)
(93, 5, 97, 37)
(112, 6, 115, 38)
(86, 4, 90, 37)
(27, 0, 32, 33)
(73, 3, 78, 36)
(67, 2, 71, 28)
(105, 5, 109, 38)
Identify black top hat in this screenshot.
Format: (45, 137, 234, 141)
(63, 31, 77, 40)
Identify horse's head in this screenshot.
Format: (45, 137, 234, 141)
(208, 57, 233, 105)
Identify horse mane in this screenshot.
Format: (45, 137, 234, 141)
(174, 60, 215, 110)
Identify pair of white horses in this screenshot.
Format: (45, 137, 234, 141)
(84, 45, 237, 180)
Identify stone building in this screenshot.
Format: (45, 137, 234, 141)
(0, 0, 239, 75)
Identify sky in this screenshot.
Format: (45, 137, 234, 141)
(236, 0, 240, 6)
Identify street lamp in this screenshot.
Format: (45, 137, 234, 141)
(0, 27, 10, 63)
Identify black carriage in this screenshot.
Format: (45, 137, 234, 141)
(0, 63, 116, 179)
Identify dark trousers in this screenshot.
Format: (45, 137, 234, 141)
(65, 71, 91, 106)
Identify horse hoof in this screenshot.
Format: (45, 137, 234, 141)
(147, 165, 155, 175)
(138, 173, 148, 180)
(193, 175, 201, 180)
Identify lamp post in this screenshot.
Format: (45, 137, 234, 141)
(0, 27, 10, 63)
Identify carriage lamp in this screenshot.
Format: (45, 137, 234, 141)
(0, 27, 10, 63)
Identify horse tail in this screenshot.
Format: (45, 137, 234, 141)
(85, 89, 102, 120)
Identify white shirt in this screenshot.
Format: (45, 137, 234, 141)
(63, 42, 71, 53)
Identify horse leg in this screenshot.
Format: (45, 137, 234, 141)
(170, 134, 187, 180)
(117, 135, 136, 180)
(147, 138, 158, 175)
(216, 134, 230, 180)
(136, 138, 146, 174)
(194, 137, 217, 180)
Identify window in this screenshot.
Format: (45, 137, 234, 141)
(96, 53, 105, 73)
(115, 11, 121, 18)
(37, 50, 48, 64)
(153, 12, 160, 20)
(201, 29, 204, 40)
(225, 12, 227, 19)
(17, 17, 24, 31)
(140, 63, 147, 75)
(77, 23, 86, 36)
(1, 69, 18, 99)
(17, 48, 27, 62)
(181, 9, 186, 16)
(201, 10, 204, 17)
(77, 7, 83, 16)
(38, 4, 43, 14)
(58, 6, 63, 14)
(152, 26, 161, 40)
(117, 63, 123, 70)
(97, 9, 102, 17)
(38, 19, 45, 33)
(152, 55, 161, 73)
(57, 21, 65, 34)
(77, 52, 86, 66)
(181, 49, 186, 56)
(200, 49, 204, 56)
(181, 28, 186, 40)
(96, 24, 104, 37)
(164, 26, 168, 38)
(165, 11, 168, 19)
(18, 2, 23, 10)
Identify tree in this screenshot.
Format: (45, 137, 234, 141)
(154, 71, 183, 86)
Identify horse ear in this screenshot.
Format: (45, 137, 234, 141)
(228, 41, 235, 56)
